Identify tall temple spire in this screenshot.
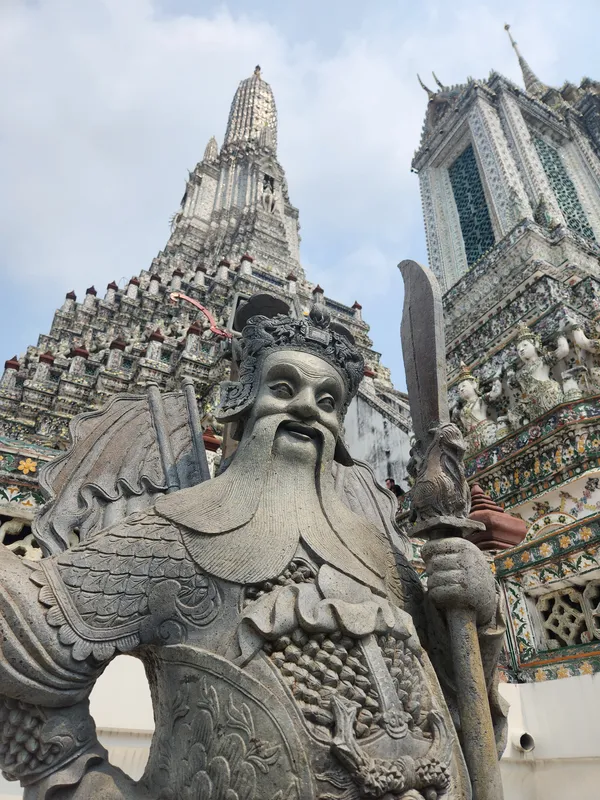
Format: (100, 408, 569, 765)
(504, 24, 549, 99)
(224, 65, 278, 149)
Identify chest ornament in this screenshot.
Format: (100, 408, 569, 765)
(239, 565, 452, 799)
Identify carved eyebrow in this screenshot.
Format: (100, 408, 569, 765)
(317, 376, 343, 400)
(265, 362, 303, 383)
(265, 358, 344, 396)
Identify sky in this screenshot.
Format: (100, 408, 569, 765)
(0, 0, 598, 390)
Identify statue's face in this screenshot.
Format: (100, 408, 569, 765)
(517, 339, 538, 363)
(458, 379, 478, 401)
(244, 350, 345, 464)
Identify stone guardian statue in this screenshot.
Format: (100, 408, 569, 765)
(0, 304, 505, 799)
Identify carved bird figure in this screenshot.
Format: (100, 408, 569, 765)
(409, 423, 470, 523)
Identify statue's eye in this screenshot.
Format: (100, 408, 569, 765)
(270, 382, 293, 398)
(318, 395, 336, 412)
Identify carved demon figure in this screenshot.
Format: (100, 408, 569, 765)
(0, 306, 505, 800)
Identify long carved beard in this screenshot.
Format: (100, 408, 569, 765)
(155, 414, 389, 592)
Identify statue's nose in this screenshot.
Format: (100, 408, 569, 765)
(289, 389, 318, 421)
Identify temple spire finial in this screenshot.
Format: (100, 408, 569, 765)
(224, 67, 277, 149)
(504, 23, 549, 98)
(432, 71, 447, 91)
(203, 135, 219, 162)
(417, 74, 435, 100)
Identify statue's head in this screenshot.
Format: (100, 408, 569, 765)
(457, 378, 479, 402)
(216, 304, 364, 466)
(158, 303, 388, 591)
(515, 324, 541, 364)
(455, 362, 479, 402)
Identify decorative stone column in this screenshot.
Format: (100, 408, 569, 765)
(216, 259, 230, 282)
(107, 339, 126, 370)
(61, 291, 77, 314)
(240, 254, 253, 276)
(497, 88, 561, 223)
(146, 330, 165, 361)
(312, 284, 325, 306)
(361, 365, 377, 395)
(352, 301, 363, 321)
(68, 347, 89, 377)
(468, 93, 531, 237)
(1, 357, 20, 390)
(34, 352, 55, 382)
(287, 272, 297, 294)
(194, 266, 207, 287)
(104, 281, 119, 303)
(126, 277, 140, 299)
(171, 269, 184, 291)
(184, 321, 203, 355)
(148, 274, 162, 296)
(83, 286, 97, 311)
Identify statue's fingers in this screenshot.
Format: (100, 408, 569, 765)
(421, 537, 464, 561)
(427, 584, 468, 609)
(425, 553, 460, 574)
(427, 569, 465, 591)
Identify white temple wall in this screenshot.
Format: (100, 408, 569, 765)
(283, 209, 300, 263)
(193, 172, 218, 222)
(344, 393, 411, 487)
(499, 676, 600, 799)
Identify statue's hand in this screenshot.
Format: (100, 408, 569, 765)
(573, 327, 587, 347)
(422, 538, 496, 628)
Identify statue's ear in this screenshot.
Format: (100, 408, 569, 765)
(334, 439, 354, 466)
(216, 380, 253, 422)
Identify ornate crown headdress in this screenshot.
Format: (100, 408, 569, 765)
(514, 323, 542, 349)
(455, 361, 479, 386)
(216, 303, 364, 423)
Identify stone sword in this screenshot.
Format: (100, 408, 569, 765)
(398, 259, 504, 800)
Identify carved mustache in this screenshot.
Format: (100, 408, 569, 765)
(278, 419, 321, 441)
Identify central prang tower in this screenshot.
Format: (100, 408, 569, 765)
(0, 68, 412, 552)
(164, 65, 302, 280)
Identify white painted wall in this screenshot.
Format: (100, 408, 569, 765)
(345, 392, 411, 486)
(499, 676, 600, 799)
(2, 659, 600, 798)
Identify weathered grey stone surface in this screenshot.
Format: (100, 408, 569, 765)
(0, 303, 504, 799)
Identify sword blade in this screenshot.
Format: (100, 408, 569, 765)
(398, 259, 450, 448)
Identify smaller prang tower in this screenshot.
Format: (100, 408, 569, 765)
(414, 28, 600, 300)
(412, 28, 600, 686)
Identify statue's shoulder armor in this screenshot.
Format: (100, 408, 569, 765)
(31, 509, 221, 663)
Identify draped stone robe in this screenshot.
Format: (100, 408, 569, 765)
(0, 501, 506, 800)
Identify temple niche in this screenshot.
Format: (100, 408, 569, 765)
(451, 362, 502, 454)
